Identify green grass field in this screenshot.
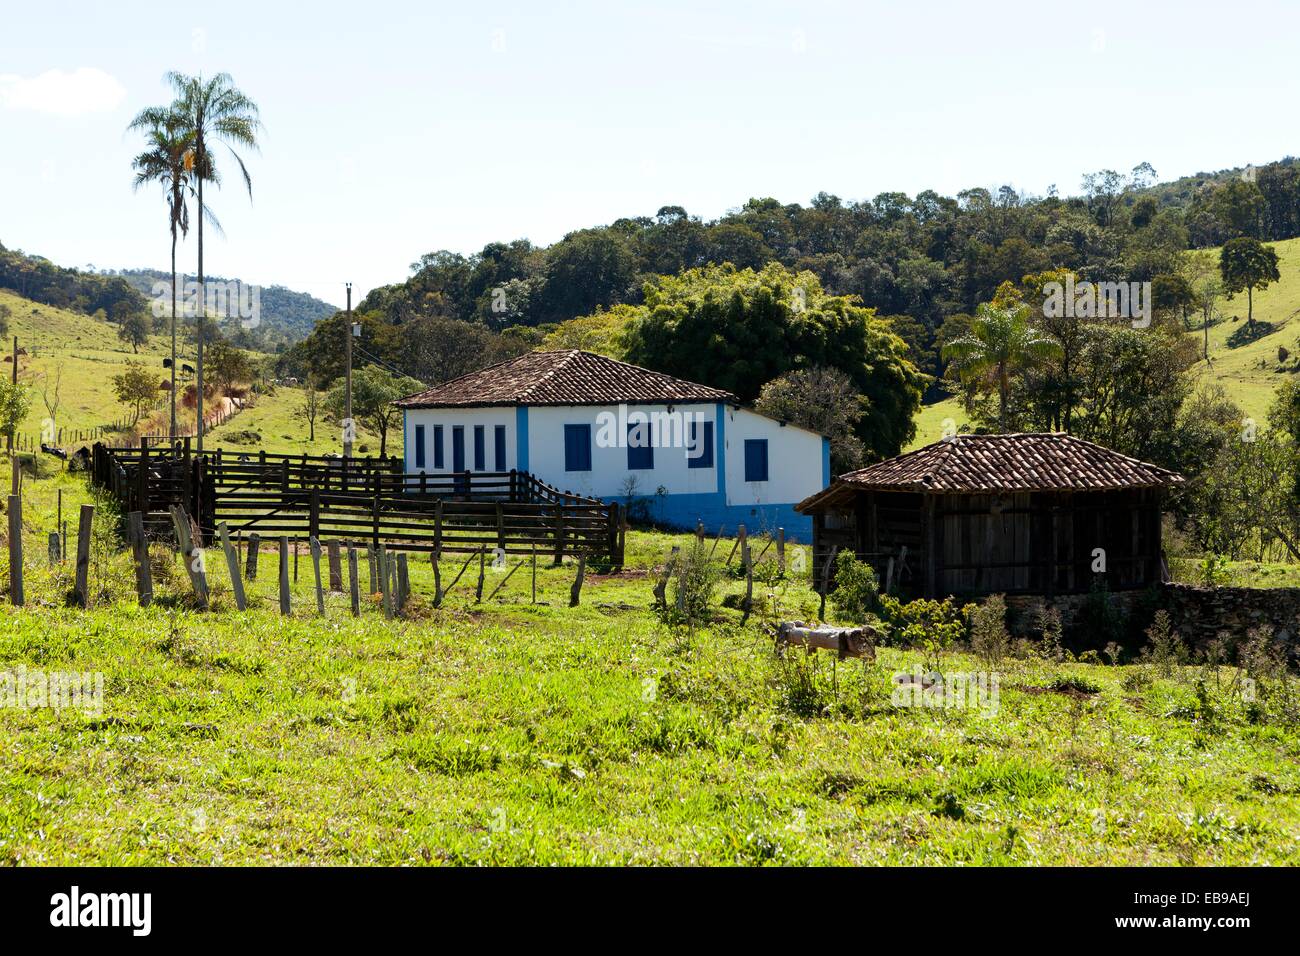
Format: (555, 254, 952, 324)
(0, 469, 1296, 865)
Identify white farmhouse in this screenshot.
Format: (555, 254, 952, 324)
(394, 350, 828, 541)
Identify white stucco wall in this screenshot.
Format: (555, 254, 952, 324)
(402, 407, 517, 473)
(525, 403, 719, 499)
(401, 402, 825, 508)
(721, 406, 824, 507)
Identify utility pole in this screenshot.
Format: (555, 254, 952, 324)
(9, 336, 16, 494)
(344, 282, 353, 458)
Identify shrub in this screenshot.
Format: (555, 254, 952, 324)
(877, 594, 971, 652)
(1141, 609, 1187, 677)
(969, 594, 1010, 665)
(828, 550, 879, 622)
(661, 539, 722, 626)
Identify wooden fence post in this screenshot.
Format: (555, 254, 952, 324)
(169, 505, 209, 609)
(741, 542, 753, 622)
(777, 528, 786, 575)
(218, 521, 246, 611)
(531, 544, 537, 604)
(127, 510, 153, 607)
(347, 545, 360, 616)
(327, 540, 342, 591)
(7, 495, 22, 606)
(47, 531, 60, 565)
(396, 553, 410, 613)
(818, 546, 837, 622)
(74, 503, 94, 609)
(378, 546, 393, 618)
(569, 554, 586, 607)
(309, 536, 325, 615)
(245, 531, 260, 580)
(475, 547, 486, 603)
(653, 546, 680, 608)
(367, 546, 378, 594)
(431, 548, 443, 607)
(279, 536, 291, 615)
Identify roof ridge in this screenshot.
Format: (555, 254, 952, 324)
(516, 349, 580, 403)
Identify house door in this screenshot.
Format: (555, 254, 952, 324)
(451, 426, 467, 493)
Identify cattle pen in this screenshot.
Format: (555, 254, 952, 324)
(90, 442, 625, 565)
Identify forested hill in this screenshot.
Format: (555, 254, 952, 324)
(0, 243, 337, 348)
(116, 268, 337, 344)
(342, 156, 1300, 381)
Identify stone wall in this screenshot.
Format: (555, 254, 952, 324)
(1162, 584, 1300, 646)
(1002, 585, 1300, 649)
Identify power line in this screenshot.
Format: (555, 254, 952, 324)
(352, 343, 423, 385)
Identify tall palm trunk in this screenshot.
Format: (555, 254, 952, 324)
(196, 138, 205, 456)
(170, 226, 178, 442)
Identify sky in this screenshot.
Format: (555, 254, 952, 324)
(2, 0, 1299, 307)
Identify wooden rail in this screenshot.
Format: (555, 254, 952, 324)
(90, 443, 625, 564)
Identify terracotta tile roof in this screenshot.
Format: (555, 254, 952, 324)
(797, 433, 1183, 511)
(395, 349, 738, 408)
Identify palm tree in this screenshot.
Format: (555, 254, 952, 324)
(127, 107, 193, 441)
(163, 71, 261, 454)
(941, 303, 1063, 431)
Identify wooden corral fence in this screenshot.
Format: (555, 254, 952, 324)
(91, 443, 625, 564)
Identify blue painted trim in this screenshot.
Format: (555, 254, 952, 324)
(515, 406, 529, 473)
(649, 492, 812, 543)
(822, 436, 831, 487)
(715, 402, 726, 500)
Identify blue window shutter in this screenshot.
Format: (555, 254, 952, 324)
(452, 426, 465, 472)
(564, 424, 591, 472)
(414, 425, 426, 469)
(494, 425, 506, 471)
(688, 420, 714, 469)
(473, 426, 485, 471)
(433, 425, 444, 468)
(627, 421, 654, 470)
(744, 439, 769, 482)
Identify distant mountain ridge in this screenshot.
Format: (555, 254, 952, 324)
(115, 268, 338, 344)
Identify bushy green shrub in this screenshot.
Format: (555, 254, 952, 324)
(876, 594, 972, 650)
(970, 594, 1010, 665)
(661, 539, 722, 626)
(828, 550, 879, 622)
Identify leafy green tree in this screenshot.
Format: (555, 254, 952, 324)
(754, 366, 867, 475)
(112, 362, 158, 425)
(324, 365, 421, 457)
(941, 301, 1062, 431)
(163, 71, 261, 452)
(621, 262, 923, 459)
(117, 311, 152, 353)
(1220, 237, 1280, 332)
(204, 338, 255, 394)
(0, 380, 31, 452)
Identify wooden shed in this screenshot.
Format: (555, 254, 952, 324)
(795, 433, 1184, 598)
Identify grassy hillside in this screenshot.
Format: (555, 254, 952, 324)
(0, 475, 1295, 865)
(907, 236, 1300, 450)
(0, 289, 395, 457)
(1190, 236, 1300, 423)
